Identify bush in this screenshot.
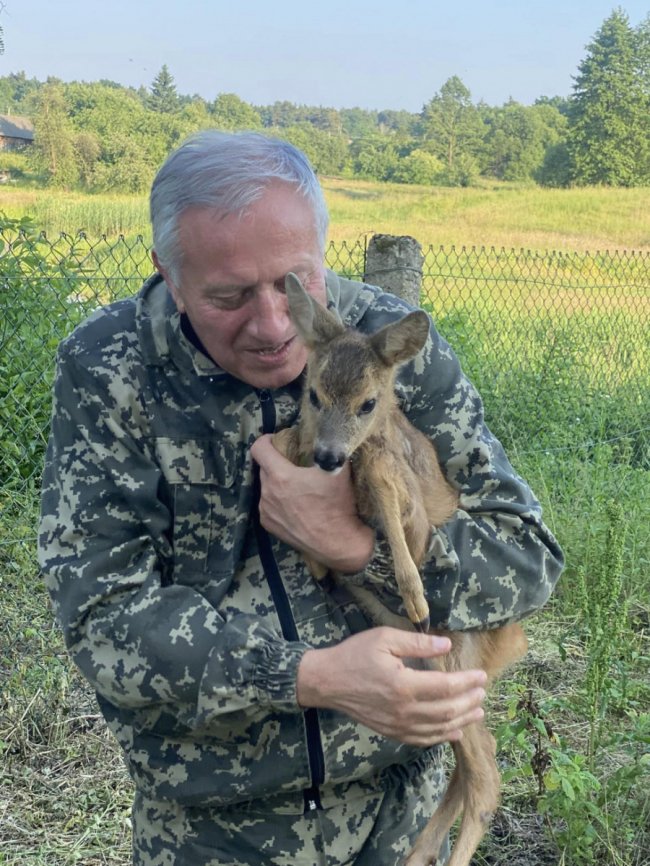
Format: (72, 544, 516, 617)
(0, 215, 92, 489)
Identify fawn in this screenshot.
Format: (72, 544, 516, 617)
(273, 273, 528, 866)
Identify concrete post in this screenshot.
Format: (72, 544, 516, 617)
(363, 234, 423, 308)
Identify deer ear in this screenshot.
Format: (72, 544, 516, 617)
(369, 310, 430, 367)
(285, 272, 345, 347)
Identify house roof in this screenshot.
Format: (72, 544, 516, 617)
(0, 115, 35, 140)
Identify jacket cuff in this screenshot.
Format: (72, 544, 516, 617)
(252, 639, 312, 712)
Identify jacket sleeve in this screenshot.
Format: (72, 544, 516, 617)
(38, 341, 309, 726)
(361, 316, 564, 631)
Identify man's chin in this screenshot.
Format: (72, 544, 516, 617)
(237, 351, 307, 391)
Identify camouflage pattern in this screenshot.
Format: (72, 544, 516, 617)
(131, 750, 450, 865)
(38, 269, 563, 861)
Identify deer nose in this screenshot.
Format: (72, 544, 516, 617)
(314, 447, 346, 473)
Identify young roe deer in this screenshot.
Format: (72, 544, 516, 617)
(273, 273, 528, 866)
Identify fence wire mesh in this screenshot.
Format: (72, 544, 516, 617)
(1, 224, 649, 499)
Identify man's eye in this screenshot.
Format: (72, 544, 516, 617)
(309, 389, 321, 409)
(213, 297, 242, 310)
(358, 398, 376, 415)
(209, 289, 251, 310)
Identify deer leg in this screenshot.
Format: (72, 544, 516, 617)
(373, 490, 430, 632)
(404, 724, 500, 866)
(271, 426, 299, 462)
(445, 725, 500, 866)
(403, 744, 465, 866)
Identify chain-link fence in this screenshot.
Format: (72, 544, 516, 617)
(1, 223, 649, 500)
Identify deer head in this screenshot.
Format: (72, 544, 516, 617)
(285, 273, 430, 472)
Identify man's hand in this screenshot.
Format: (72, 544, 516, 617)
(296, 627, 488, 746)
(251, 434, 375, 573)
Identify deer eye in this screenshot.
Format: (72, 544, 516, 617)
(309, 389, 321, 409)
(359, 398, 376, 415)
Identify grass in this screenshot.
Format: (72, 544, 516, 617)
(1, 191, 649, 864)
(0, 495, 133, 864)
(2, 455, 648, 864)
(2, 177, 650, 253)
(321, 178, 650, 253)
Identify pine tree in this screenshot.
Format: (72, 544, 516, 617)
(148, 65, 179, 114)
(567, 9, 649, 186)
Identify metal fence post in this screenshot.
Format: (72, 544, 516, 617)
(363, 234, 423, 307)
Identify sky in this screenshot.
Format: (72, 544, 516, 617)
(2, 1, 649, 112)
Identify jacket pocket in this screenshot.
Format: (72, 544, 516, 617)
(154, 436, 245, 585)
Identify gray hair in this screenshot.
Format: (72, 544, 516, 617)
(150, 129, 329, 283)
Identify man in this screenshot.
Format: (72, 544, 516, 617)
(38, 130, 563, 866)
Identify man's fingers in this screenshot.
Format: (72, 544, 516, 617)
(250, 433, 280, 468)
(407, 666, 488, 703)
(399, 704, 486, 747)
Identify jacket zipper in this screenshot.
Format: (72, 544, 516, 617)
(254, 388, 325, 813)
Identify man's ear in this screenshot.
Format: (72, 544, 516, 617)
(152, 251, 185, 313)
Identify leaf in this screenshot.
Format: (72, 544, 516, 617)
(561, 776, 576, 801)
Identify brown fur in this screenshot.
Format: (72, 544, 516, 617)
(274, 273, 527, 866)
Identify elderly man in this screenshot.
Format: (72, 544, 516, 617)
(39, 130, 562, 865)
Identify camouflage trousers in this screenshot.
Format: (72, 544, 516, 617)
(132, 748, 451, 866)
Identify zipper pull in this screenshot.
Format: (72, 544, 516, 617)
(257, 388, 276, 434)
(303, 786, 323, 814)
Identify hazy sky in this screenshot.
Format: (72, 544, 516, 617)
(2, 1, 648, 111)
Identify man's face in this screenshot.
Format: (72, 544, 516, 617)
(157, 183, 327, 390)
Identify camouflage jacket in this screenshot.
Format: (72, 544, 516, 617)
(38, 270, 563, 809)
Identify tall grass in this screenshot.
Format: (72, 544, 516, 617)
(2, 178, 650, 252)
(1, 189, 151, 240)
(321, 178, 650, 253)
(1, 197, 649, 864)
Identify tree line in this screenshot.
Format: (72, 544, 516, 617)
(1, 8, 648, 192)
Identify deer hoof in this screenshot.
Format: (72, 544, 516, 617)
(414, 615, 430, 634)
(403, 592, 431, 634)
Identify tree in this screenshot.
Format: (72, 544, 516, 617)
(0, 71, 42, 115)
(391, 148, 444, 185)
(148, 65, 179, 114)
(279, 123, 348, 175)
(377, 109, 419, 137)
(31, 83, 78, 187)
(258, 100, 304, 128)
(420, 77, 485, 185)
(348, 135, 400, 181)
(340, 107, 378, 139)
(534, 95, 571, 116)
(210, 93, 262, 130)
(636, 13, 650, 91)
(567, 9, 649, 186)
(73, 130, 101, 186)
(482, 100, 567, 182)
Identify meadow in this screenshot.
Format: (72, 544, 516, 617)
(1, 181, 649, 865)
(2, 177, 650, 253)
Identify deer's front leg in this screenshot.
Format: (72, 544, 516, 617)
(365, 467, 430, 632)
(272, 426, 300, 463)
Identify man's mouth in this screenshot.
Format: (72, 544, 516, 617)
(250, 336, 296, 359)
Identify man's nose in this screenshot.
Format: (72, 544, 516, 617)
(248, 286, 289, 340)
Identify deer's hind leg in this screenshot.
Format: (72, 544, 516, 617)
(403, 741, 465, 866)
(404, 723, 500, 866)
